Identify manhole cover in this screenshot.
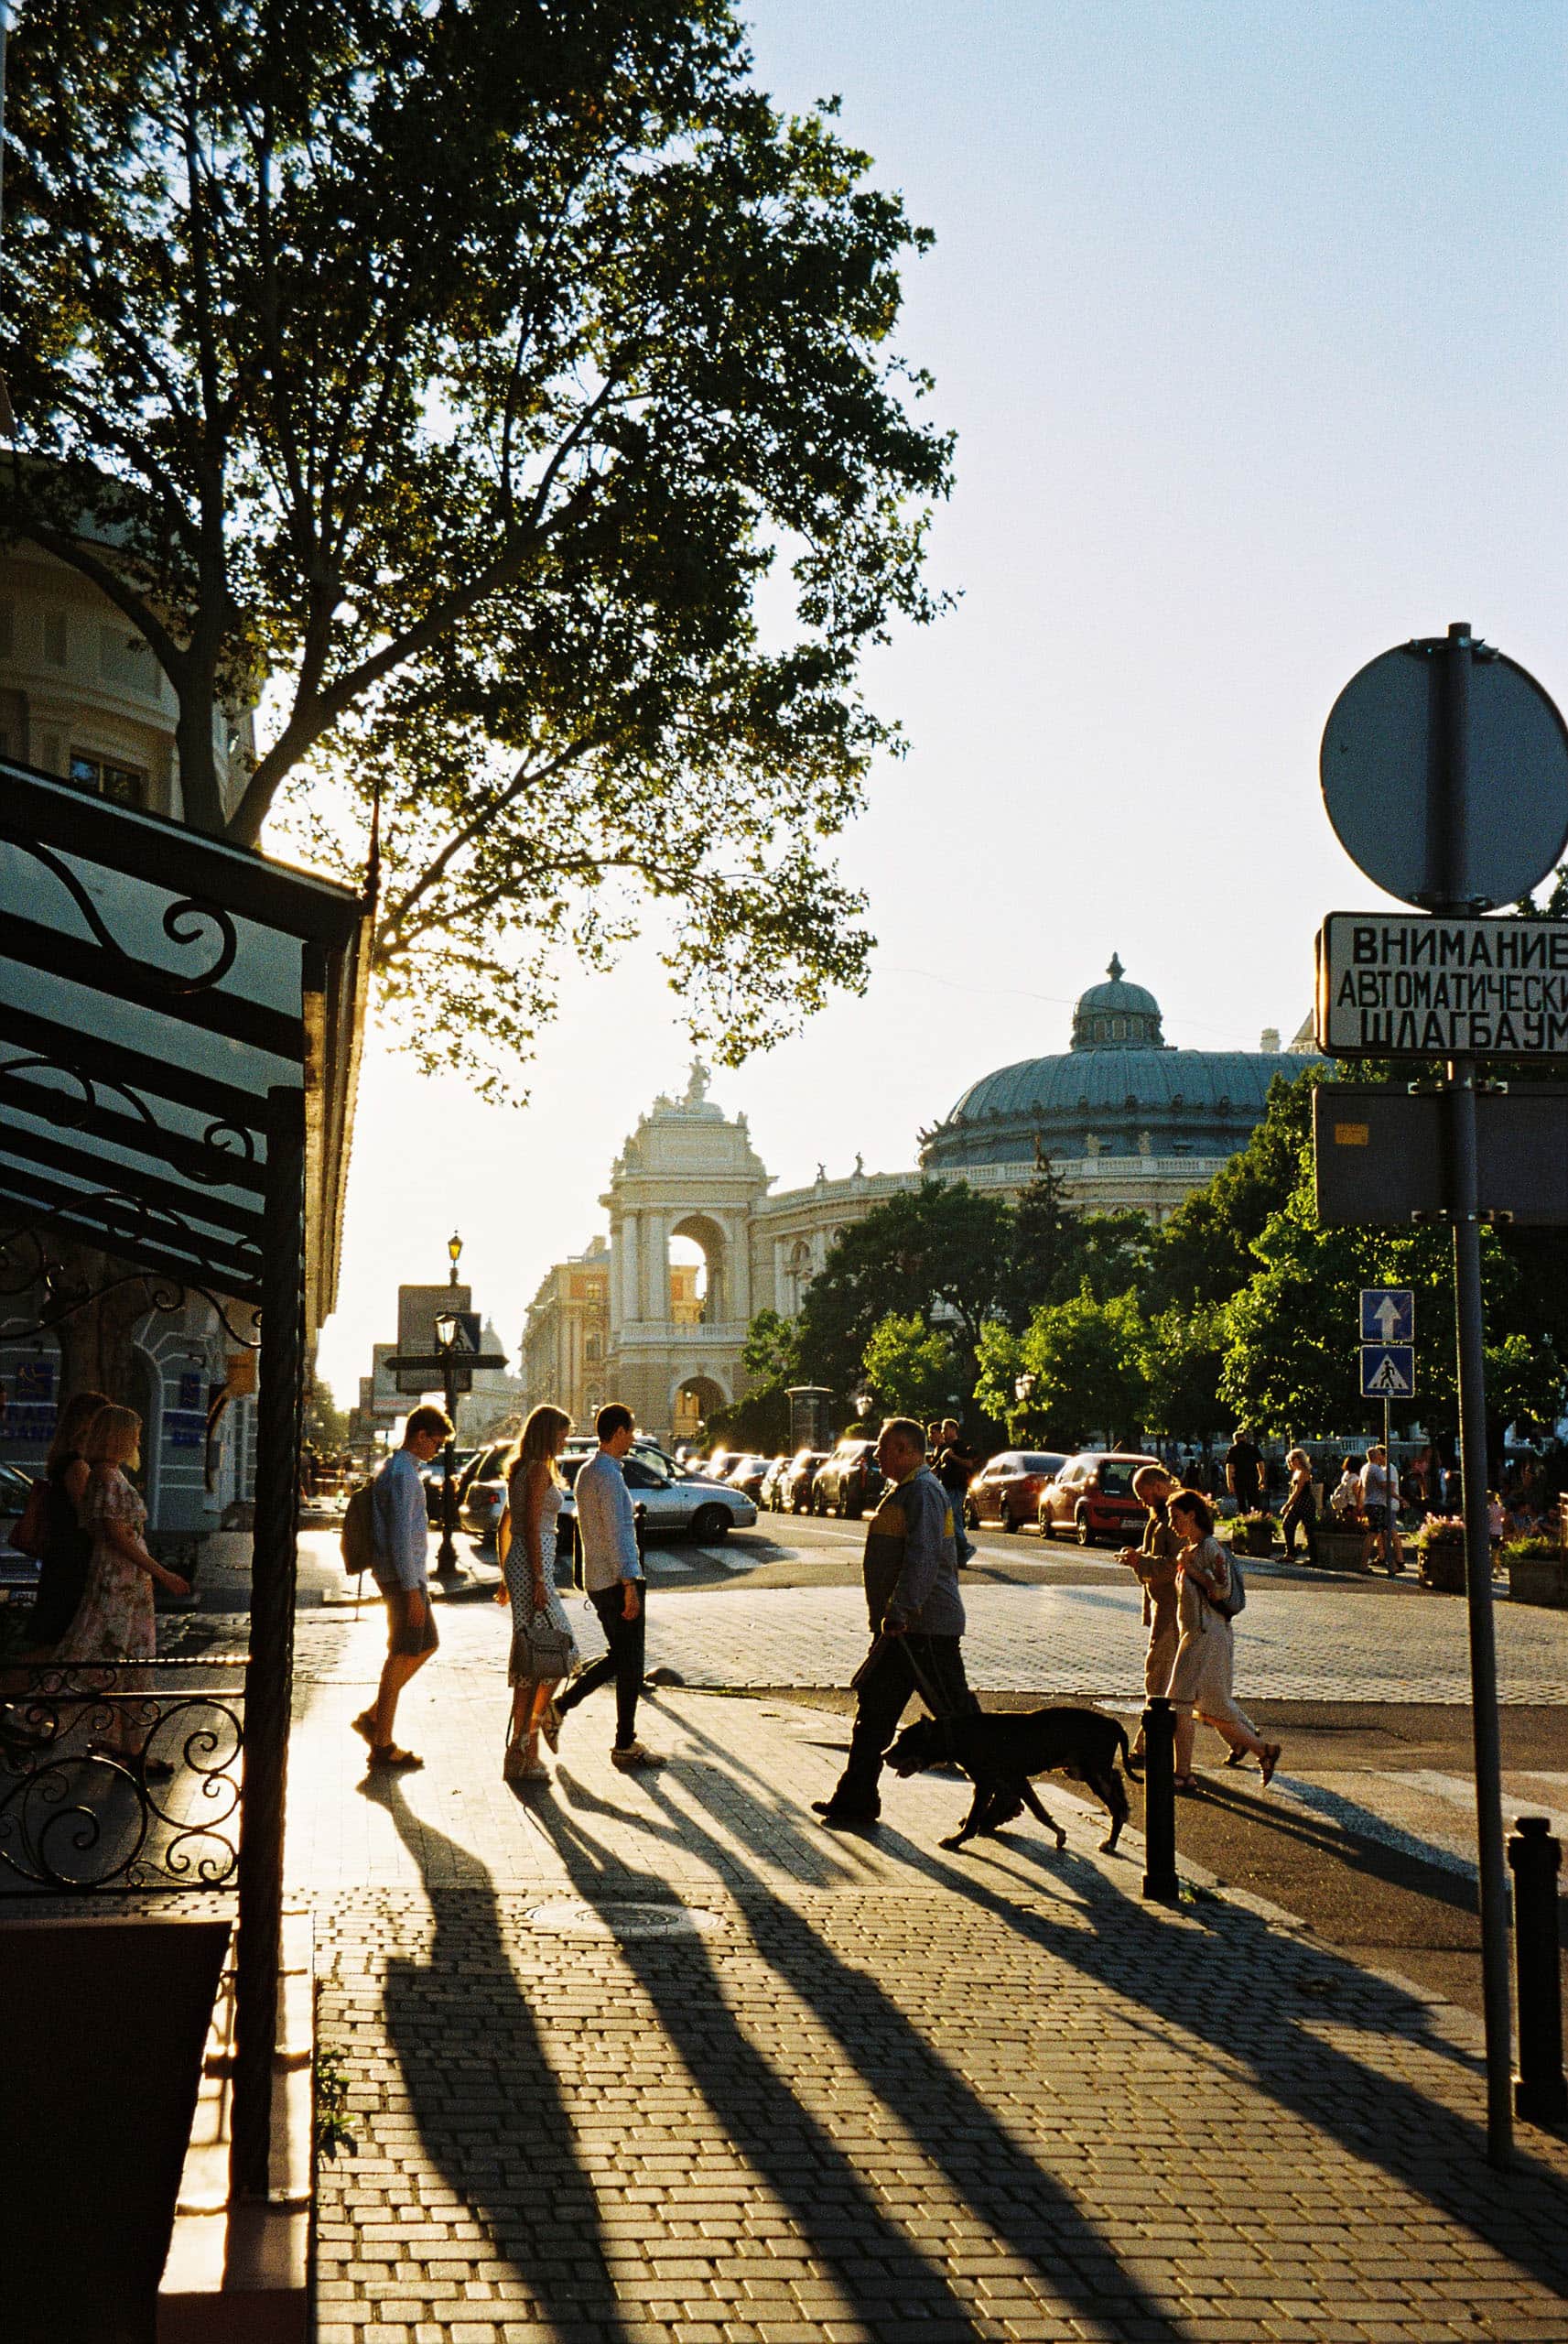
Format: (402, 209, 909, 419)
(524, 1899, 723, 1939)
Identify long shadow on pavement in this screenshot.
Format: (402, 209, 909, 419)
(359, 1772, 637, 2342)
(535, 1759, 1193, 2341)
(859, 1787, 1568, 2302)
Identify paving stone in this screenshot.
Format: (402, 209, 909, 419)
(297, 1599, 1568, 2343)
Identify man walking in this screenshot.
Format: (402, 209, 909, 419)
(553, 1403, 660, 1768)
(1359, 1441, 1405, 1575)
(814, 1416, 976, 1829)
(1225, 1425, 1265, 1515)
(935, 1416, 979, 1567)
(1117, 1462, 1180, 1759)
(353, 1403, 450, 1770)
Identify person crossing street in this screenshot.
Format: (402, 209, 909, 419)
(552, 1404, 661, 1769)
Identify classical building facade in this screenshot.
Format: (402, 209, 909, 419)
(514, 964, 1316, 1443)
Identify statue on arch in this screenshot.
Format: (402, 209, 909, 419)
(684, 1057, 710, 1106)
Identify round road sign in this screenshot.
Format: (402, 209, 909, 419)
(1320, 636, 1568, 910)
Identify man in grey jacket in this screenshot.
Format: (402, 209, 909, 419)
(814, 1416, 976, 1828)
(553, 1403, 661, 1768)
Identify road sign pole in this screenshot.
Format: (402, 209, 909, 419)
(1436, 619, 1512, 2166)
(1383, 1389, 1391, 1557)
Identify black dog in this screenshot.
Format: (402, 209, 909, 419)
(886, 1705, 1140, 1854)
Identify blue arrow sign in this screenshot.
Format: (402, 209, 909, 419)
(1360, 1286, 1414, 1344)
(1361, 1344, 1416, 1399)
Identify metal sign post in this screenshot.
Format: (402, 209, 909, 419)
(1317, 622, 1568, 2166)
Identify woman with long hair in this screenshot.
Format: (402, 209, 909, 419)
(1164, 1487, 1281, 1792)
(500, 1405, 579, 1784)
(55, 1405, 189, 1769)
(23, 1386, 109, 1654)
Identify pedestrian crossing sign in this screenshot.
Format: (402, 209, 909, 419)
(1361, 1344, 1416, 1398)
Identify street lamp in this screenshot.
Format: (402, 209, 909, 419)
(851, 1385, 874, 1425)
(432, 1250, 463, 1580)
(1014, 1371, 1037, 1414)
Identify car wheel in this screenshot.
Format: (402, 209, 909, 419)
(964, 1496, 978, 1529)
(691, 1503, 729, 1541)
(1000, 1503, 1016, 1535)
(1036, 1503, 1052, 1537)
(1076, 1505, 1095, 1547)
(812, 1485, 827, 1516)
(836, 1485, 849, 1518)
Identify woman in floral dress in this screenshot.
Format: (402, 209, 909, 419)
(1164, 1487, 1281, 1791)
(55, 1405, 189, 1772)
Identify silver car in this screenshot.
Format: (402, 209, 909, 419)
(560, 1450, 756, 1542)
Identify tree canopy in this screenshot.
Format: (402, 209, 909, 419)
(795, 1180, 1012, 1399)
(2, 0, 952, 1091)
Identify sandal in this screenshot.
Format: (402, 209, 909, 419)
(1223, 1746, 1249, 1768)
(367, 1743, 423, 1771)
(351, 1709, 377, 1747)
(1260, 1743, 1282, 1786)
(539, 1696, 564, 1753)
(1173, 1773, 1200, 1794)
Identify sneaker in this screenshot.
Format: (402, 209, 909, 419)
(611, 1742, 664, 1770)
(539, 1697, 564, 1753)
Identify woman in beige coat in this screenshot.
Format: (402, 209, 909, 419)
(1164, 1488, 1281, 1790)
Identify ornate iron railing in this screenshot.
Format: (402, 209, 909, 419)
(0, 1658, 244, 1894)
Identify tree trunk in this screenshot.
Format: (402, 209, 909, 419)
(53, 1248, 152, 1412)
(174, 689, 226, 835)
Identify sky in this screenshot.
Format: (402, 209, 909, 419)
(313, 0, 1568, 1403)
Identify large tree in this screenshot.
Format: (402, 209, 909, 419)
(1, 0, 951, 1088)
(795, 1180, 1012, 1404)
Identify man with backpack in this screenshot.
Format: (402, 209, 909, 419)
(345, 1404, 451, 1769)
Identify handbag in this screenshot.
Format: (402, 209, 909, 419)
(517, 1600, 576, 1675)
(9, 1477, 49, 1560)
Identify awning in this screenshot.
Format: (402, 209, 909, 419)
(0, 756, 367, 1337)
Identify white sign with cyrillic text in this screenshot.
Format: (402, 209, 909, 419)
(1316, 912, 1568, 1058)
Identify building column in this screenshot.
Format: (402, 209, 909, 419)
(646, 1213, 669, 1325)
(622, 1213, 641, 1325)
(730, 1217, 751, 1326)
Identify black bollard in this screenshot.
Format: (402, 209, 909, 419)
(1141, 1695, 1180, 1904)
(1508, 1815, 1568, 2125)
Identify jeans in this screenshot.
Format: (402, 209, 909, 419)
(558, 1584, 645, 1748)
(830, 1633, 978, 1815)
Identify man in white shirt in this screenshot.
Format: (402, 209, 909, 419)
(553, 1403, 660, 1768)
(1358, 1442, 1404, 1576)
(353, 1404, 451, 1768)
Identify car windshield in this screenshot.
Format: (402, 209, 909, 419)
(1097, 1461, 1139, 1496)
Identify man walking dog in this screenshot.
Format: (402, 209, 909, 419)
(814, 1416, 977, 1829)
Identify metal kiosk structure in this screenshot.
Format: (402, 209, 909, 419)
(0, 756, 367, 2198)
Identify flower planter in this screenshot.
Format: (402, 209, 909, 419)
(1229, 1519, 1276, 1559)
(1418, 1540, 1468, 1593)
(1509, 1552, 1568, 1609)
(1314, 1528, 1370, 1573)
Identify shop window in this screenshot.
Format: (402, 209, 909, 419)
(70, 752, 148, 808)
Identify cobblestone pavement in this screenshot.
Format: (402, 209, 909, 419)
(302, 1608, 1568, 2344)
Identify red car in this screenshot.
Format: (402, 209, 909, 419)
(1037, 1451, 1163, 1546)
(965, 1450, 1067, 1535)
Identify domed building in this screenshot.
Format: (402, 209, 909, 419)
(918, 955, 1315, 1222)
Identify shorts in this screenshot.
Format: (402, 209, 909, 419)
(376, 1581, 439, 1658)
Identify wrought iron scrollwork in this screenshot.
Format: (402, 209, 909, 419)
(0, 1189, 265, 1339)
(0, 1049, 260, 1189)
(4, 839, 238, 993)
(0, 1663, 244, 1894)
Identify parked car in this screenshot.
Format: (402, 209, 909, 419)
(457, 1441, 512, 1546)
(759, 1456, 794, 1510)
(725, 1454, 773, 1501)
(558, 1450, 757, 1542)
(779, 1449, 827, 1514)
(811, 1438, 884, 1519)
(1036, 1451, 1162, 1546)
(965, 1450, 1068, 1534)
(419, 1448, 475, 1524)
(0, 1460, 32, 1516)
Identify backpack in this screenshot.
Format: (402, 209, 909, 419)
(340, 1481, 379, 1577)
(1209, 1550, 1246, 1620)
